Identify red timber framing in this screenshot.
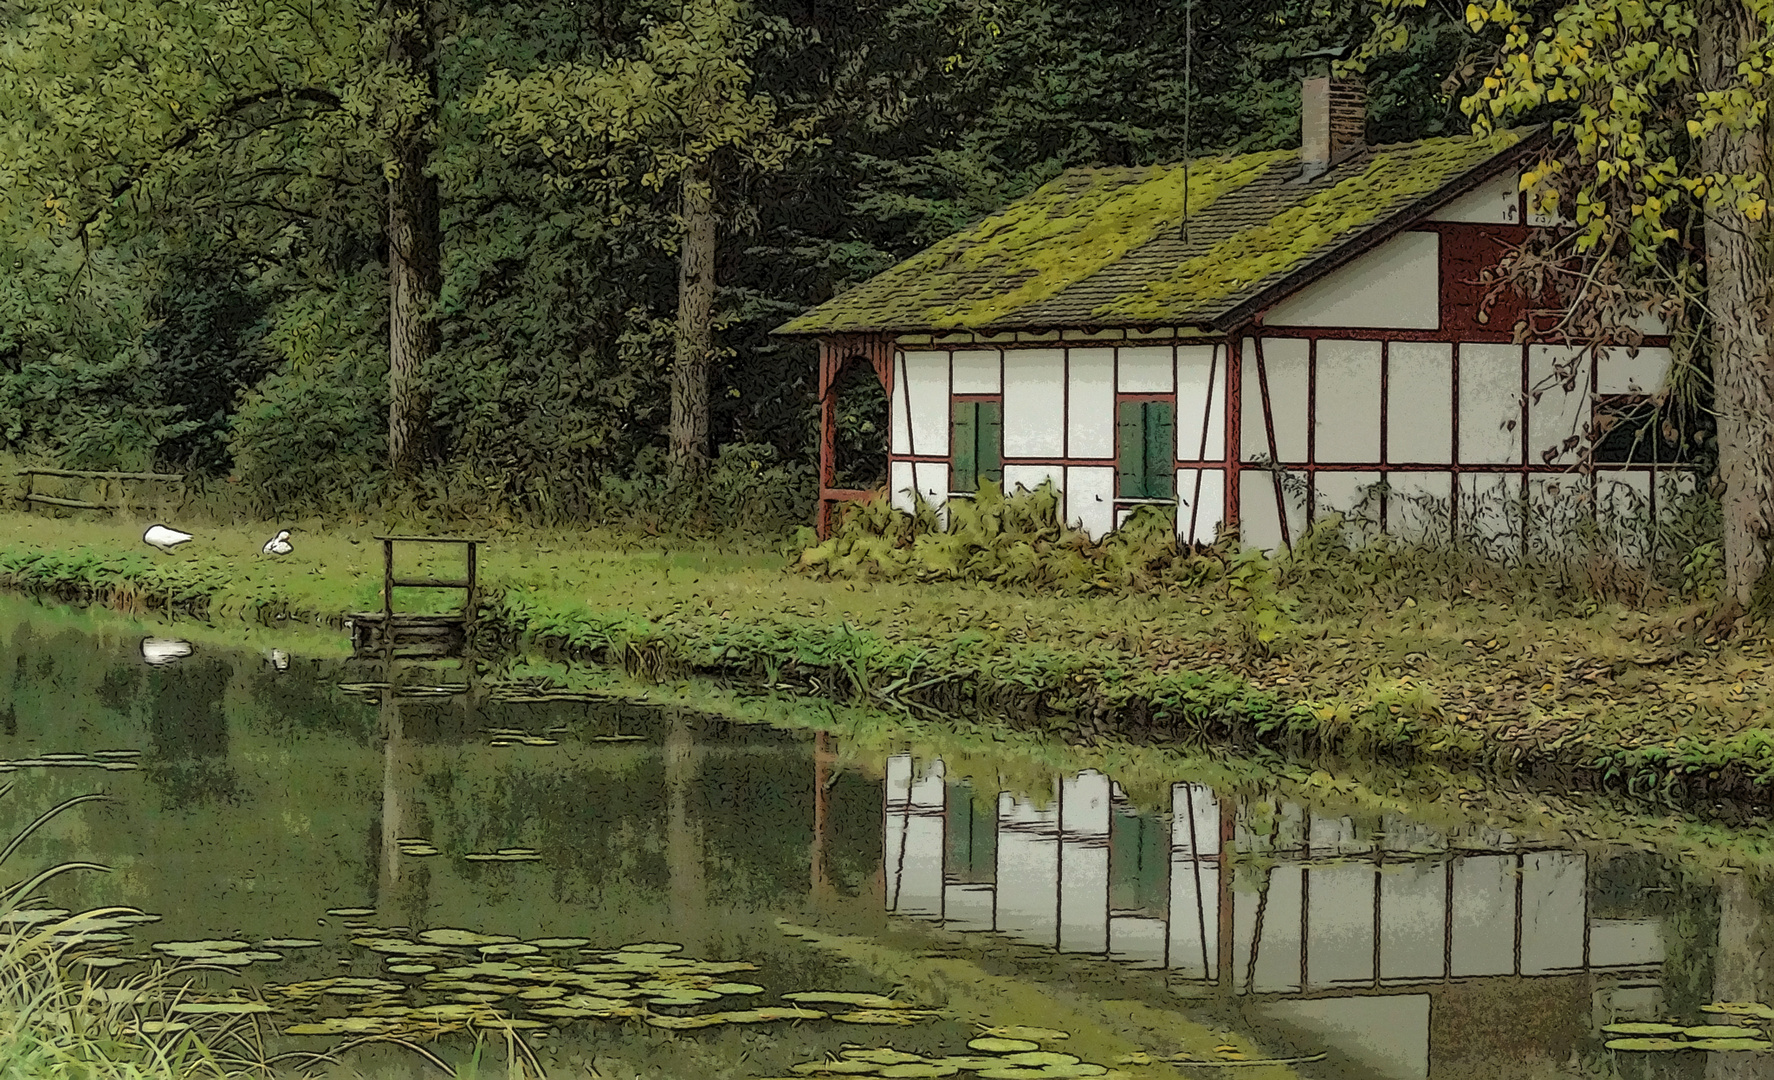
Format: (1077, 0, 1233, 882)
(817, 334, 895, 539)
(815, 204, 1693, 551)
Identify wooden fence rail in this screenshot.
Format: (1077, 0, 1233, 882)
(16, 468, 186, 513)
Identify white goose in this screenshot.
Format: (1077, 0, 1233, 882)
(140, 638, 194, 666)
(262, 529, 293, 556)
(142, 525, 193, 552)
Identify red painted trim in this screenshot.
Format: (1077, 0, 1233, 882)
(1116, 392, 1175, 403)
(1186, 340, 1218, 544)
(1225, 337, 1243, 535)
(1251, 325, 1673, 348)
(953, 393, 999, 402)
(1253, 336, 1292, 550)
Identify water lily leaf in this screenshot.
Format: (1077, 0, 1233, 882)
(969, 1039, 1041, 1054)
(408, 1004, 491, 1021)
(931, 1059, 1009, 1070)
(784, 992, 905, 1008)
(74, 957, 134, 968)
(792, 1061, 888, 1074)
(1602, 1023, 1686, 1036)
(388, 964, 436, 975)
(708, 982, 767, 995)
(833, 1010, 936, 1025)
(619, 942, 684, 953)
(529, 938, 591, 949)
(480, 943, 542, 956)
(171, 1002, 274, 1014)
(877, 1066, 959, 1078)
(1002, 1053, 1081, 1067)
(326, 908, 376, 917)
(645, 1013, 731, 1029)
(1706, 1003, 1774, 1020)
(352, 937, 450, 956)
(153, 940, 253, 956)
(1686, 1026, 1757, 1039)
(260, 939, 323, 948)
(982, 1027, 1070, 1042)
(1605, 1038, 1691, 1051)
(973, 1070, 1049, 1080)
(286, 1017, 398, 1035)
(841, 1050, 926, 1065)
(516, 986, 566, 1000)
(1687, 1039, 1772, 1051)
(719, 1007, 828, 1022)
(420, 930, 520, 947)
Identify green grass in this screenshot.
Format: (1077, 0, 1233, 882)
(0, 489, 1771, 807)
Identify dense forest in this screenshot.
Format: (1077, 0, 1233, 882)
(0, 0, 1482, 526)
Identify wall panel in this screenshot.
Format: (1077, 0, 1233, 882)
(1118, 345, 1175, 393)
(1263, 230, 1440, 329)
(1243, 338, 1309, 462)
(1388, 342, 1454, 463)
(951, 349, 1002, 395)
(1004, 349, 1065, 458)
(1527, 345, 1590, 467)
(1315, 339, 1382, 462)
(1066, 466, 1116, 540)
(1176, 345, 1224, 462)
(1067, 348, 1116, 459)
(1176, 469, 1226, 545)
(1458, 343, 1525, 464)
(902, 351, 951, 456)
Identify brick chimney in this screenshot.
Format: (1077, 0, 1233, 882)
(1300, 75, 1366, 180)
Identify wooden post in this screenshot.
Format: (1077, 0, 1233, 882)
(464, 540, 478, 639)
(382, 537, 395, 649)
(818, 342, 837, 540)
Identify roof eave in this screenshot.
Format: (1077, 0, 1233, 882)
(1207, 125, 1552, 335)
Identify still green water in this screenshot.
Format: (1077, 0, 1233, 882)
(0, 596, 1764, 1080)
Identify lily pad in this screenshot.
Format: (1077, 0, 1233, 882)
(420, 929, 520, 947)
(708, 982, 767, 995)
(326, 908, 377, 917)
(784, 992, 904, 1009)
(480, 943, 542, 956)
(982, 1027, 1070, 1042)
(1002, 1054, 1082, 1068)
(970, 1039, 1041, 1054)
(1707, 1003, 1774, 1020)
(1605, 1038, 1692, 1051)
(842, 1050, 926, 1065)
(352, 937, 450, 956)
(260, 939, 322, 948)
(619, 942, 684, 953)
(646, 1014, 731, 1029)
(878, 1066, 959, 1078)
(792, 1061, 891, 1075)
(529, 938, 591, 949)
(833, 1010, 936, 1025)
(171, 1002, 274, 1015)
(388, 964, 436, 975)
(932, 1058, 1011, 1070)
(1687, 1026, 1757, 1039)
(1688, 1039, 1772, 1051)
(719, 1007, 828, 1022)
(1603, 1023, 1688, 1036)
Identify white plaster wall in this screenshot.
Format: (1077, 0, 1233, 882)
(1003, 349, 1065, 458)
(1171, 783, 1220, 855)
(996, 794, 1059, 944)
(1067, 348, 1116, 459)
(1387, 471, 1453, 545)
(1380, 862, 1447, 981)
(1118, 345, 1174, 393)
(1240, 468, 1308, 552)
(1315, 339, 1382, 462)
(1428, 172, 1521, 224)
(1389, 342, 1454, 463)
(1168, 859, 1218, 980)
(889, 460, 917, 514)
(1456, 471, 1518, 546)
(1307, 863, 1376, 985)
(900, 351, 950, 456)
(1263, 231, 1441, 330)
(1066, 466, 1116, 540)
(912, 462, 947, 509)
(1176, 344, 1225, 462)
(1520, 852, 1586, 974)
(1589, 919, 1665, 967)
(943, 884, 995, 933)
(1450, 855, 1515, 977)
(1002, 464, 1061, 498)
(1313, 471, 1383, 538)
(1244, 866, 1304, 992)
(1058, 774, 1111, 954)
(1176, 468, 1225, 545)
(1109, 917, 1168, 967)
(1242, 338, 1309, 461)
(951, 349, 1002, 394)
(1458, 342, 1524, 464)
(1596, 345, 1672, 395)
(1528, 345, 1591, 467)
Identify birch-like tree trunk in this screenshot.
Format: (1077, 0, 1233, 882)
(1699, 0, 1774, 609)
(386, 0, 442, 481)
(670, 160, 717, 485)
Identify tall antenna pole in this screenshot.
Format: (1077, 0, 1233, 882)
(1181, 0, 1194, 242)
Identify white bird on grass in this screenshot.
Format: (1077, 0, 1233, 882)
(142, 525, 193, 552)
(141, 638, 194, 666)
(262, 529, 293, 556)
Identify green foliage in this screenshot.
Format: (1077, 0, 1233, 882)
(798, 481, 1222, 593)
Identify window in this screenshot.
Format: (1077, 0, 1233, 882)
(1117, 399, 1176, 499)
(1593, 395, 1695, 465)
(951, 400, 1003, 493)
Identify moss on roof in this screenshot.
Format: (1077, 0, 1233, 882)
(776, 129, 1536, 336)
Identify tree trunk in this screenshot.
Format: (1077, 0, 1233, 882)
(386, 0, 442, 482)
(669, 160, 717, 486)
(1698, 0, 1774, 608)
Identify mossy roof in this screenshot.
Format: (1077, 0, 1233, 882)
(776, 128, 1545, 337)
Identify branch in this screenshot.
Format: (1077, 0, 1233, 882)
(73, 86, 345, 241)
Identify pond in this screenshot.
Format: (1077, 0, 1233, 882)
(0, 594, 1768, 1080)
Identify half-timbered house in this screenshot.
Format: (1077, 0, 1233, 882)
(776, 78, 1690, 554)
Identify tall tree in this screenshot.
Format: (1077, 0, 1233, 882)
(473, 0, 820, 484)
(386, 0, 444, 480)
(1354, 0, 1772, 610)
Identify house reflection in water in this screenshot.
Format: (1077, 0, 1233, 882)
(881, 754, 1667, 1080)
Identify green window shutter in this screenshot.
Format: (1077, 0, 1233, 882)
(952, 401, 978, 493)
(1118, 400, 1145, 498)
(978, 400, 1003, 484)
(1144, 402, 1175, 499)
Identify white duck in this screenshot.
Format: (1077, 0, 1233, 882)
(262, 529, 293, 556)
(140, 638, 194, 666)
(142, 525, 193, 552)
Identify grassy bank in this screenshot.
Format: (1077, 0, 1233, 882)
(1, 506, 1771, 807)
